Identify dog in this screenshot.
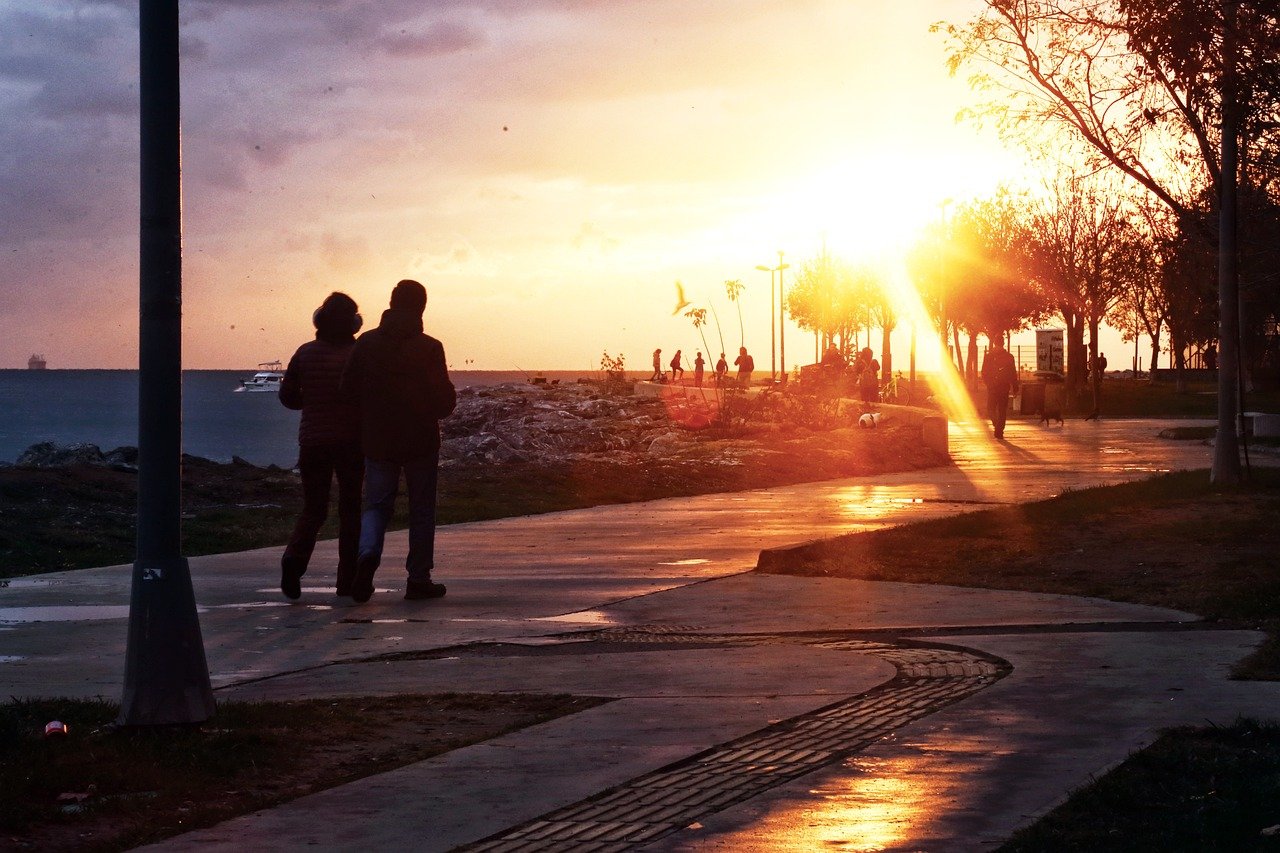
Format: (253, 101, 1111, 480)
(1039, 407, 1064, 425)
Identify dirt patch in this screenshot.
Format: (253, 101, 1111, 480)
(1, 693, 607, 852)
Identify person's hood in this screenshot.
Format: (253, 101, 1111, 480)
(378, 308, 423, 340)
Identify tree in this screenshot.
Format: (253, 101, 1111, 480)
(1026, 173, 1141, 411)
(724, 279, 746, 350)
(787, 249, 866, 357)
(908, 193, 1048, 382)
(941, 0, 1280, 481)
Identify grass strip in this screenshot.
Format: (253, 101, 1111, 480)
(1, 693, 607, 851)
(999, 720, 1280, 852)
(758, 467, 1280, 679)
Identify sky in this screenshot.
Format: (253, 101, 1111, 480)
(2, 0, 1108, 372)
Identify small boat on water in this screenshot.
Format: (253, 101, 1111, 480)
(28, 354, 47, 370)
(238, 361, 284, 393)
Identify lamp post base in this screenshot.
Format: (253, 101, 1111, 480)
(119, 556, 216, 726)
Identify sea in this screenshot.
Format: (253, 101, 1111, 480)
(0, 369, 603, 468)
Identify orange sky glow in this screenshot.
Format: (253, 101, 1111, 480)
(6, 1, 1072, 372)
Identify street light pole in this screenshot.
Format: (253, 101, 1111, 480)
(121, 0, 215, 726)
(777, 250, 789, 383)
(757, 256, 789, 383)
(755, 264, 775, 379)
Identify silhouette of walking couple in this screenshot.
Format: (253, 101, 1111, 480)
(278, 279, 456, 604)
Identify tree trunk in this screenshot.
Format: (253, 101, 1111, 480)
(1088, 317, 1102, 415)
(1173, 335, 1188, 394)
(881, 325, 893, 379)
(1065, 314, 1086, 397)
(1148, 323, 1162, 383)
(1212, 0, 1242, 485)
(952, 327, 964, 376)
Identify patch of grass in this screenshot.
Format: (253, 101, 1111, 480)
(759, 468, 1280, 678)
(1000, 720, 1280, 852)
(0, 693, 607, 851)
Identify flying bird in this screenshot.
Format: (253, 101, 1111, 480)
(672, 281, 691, 316)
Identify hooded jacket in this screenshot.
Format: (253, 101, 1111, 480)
(339, 308, 456, 461)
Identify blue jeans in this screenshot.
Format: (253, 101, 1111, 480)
(358, 454, 440, 583)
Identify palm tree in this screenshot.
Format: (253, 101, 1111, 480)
(686, 307, 713, 361)
(724, 279, 745, 348)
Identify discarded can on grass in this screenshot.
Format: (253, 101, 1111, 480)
(44, 720, 68, 738)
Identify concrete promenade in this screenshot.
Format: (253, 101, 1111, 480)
(3, 418, 1278, 850)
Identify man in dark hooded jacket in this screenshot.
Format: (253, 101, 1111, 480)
(340, 279, 456, 602)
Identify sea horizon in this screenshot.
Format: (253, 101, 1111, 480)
(0, 368, 645, 467)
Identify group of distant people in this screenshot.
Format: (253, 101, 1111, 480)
(278, 280, 455, 604)
(651, 346, 755, 387)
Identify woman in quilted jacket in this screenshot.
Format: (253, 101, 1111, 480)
(278, 292, 363, 599)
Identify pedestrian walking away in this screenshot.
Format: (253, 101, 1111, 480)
(340, 279, 457, 603)
(670, 349, 685, 382)
(651, 348, 663, 382)
(694, 351, 705, 387)
(278, 292, 364, 600)
(982, 338, 1019, 440)
(734, 346, 754, 387)
(857, 347, 879, 405)
(715, 352, 728, 386)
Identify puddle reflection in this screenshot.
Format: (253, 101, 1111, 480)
(775, 755, 925, 851)
(0, 605, 132, 623)
(532, 610, 616, 625)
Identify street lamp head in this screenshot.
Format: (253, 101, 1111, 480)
(778, 264, 790, 271)
(755, 265, 771, 272)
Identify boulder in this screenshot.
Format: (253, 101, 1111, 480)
(17, 442, 107, 468)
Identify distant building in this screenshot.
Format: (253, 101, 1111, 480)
(28, 354, 47, 370)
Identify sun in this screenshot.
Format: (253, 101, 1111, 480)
(778, 158, 958, 260)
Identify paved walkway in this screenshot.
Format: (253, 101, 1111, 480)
(3, 418, 1277, 850)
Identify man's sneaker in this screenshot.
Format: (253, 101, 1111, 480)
(351, 554, 379, 604)
(404, 580, 447, 600)
(280, 555, 305, 601)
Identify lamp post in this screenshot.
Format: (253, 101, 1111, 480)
(121, 0, 215, 726)
(937, 197, 953, 371)
(757, 253, 790, 383)
(755, 264, 776, 379)
(777, 251, 790, 382)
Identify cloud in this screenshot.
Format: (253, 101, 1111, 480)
(376, 19, 486, 57)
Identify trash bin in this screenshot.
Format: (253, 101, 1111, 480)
(1018, 381, 1045, 416)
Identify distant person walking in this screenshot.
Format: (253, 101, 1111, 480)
(857, 347, 880, 405)
(715, 352, 728, 386)
(694, 351, 705, 387)
(278, 292, 364, 600)
(1204, 344, 1217, 371)
(670, 350, 684, 382)
(651, 348, 663, 382)
(734, 346, 754, 387)
(340, 280, 457, 603)
(981, 339, 1018, 440)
